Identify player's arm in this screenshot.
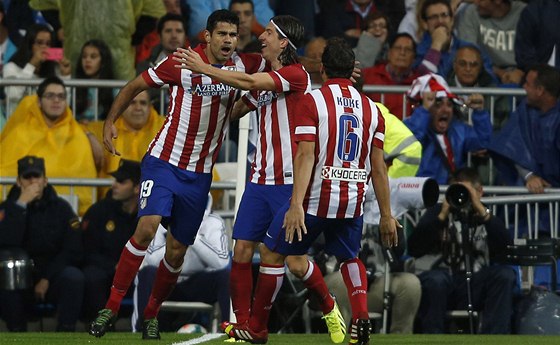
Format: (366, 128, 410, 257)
(283, 140, 315, 244)
(370, 146, 399, 247)
(231, 98, 252, 121)
(103, 75, 150, 155)
(173, 47, 276, 91)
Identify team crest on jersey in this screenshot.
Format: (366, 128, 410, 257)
(188, 83, 233, 96)
(105, 220, 115, 232)
(256, 91, 277, 107)
(140, 198, 147, 210)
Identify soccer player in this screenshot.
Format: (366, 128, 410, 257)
(176, 15, 347, 343)
(88, 10, 266, 340)
(225, 37, 399, 344)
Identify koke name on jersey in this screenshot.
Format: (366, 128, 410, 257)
(336, 96, 360, 109)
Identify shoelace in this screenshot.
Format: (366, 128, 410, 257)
(94, 310, 113, 326)
(323, 313, 342, 331)
(145, 319, 159, 337)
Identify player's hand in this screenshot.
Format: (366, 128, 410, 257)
(172, 47, 206, 74)
(283, 204, 307, 244)
(526, 174, 551, 194)
(379, 216, 400, 248)
(350, 61, 361, 84)
(18, 182, 42, 205)
(103, 120, 120, 156)
(34, 278, 49, 301)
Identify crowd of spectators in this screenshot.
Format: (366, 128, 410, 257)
(0, 0, 559, 336)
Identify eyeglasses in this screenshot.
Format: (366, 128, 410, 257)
(42, 92, 66, 101)
(455, 60, 481, 69)
(425, 12, 451, 22)
(34, 39, 52, 47)
(368, 23, 387, 30)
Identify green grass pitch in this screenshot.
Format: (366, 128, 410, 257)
(0, 333, 560, 345)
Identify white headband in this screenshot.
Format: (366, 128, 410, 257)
(270, 19, 297, 50)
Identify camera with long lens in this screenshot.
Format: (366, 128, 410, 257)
(445, 184, 471, 211)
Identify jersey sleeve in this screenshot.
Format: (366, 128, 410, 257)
(239, 53, 268, 74)
(141, 56, 182, 88)
(372, 103, 385, 150)
(294, 94, 318, 142)
(268, 64, 309, 93)
(241, 90, 260, 111)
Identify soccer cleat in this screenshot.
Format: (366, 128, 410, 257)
(142, 318, 161, 340)
(89, 308, 117, 338)
(322, 301, 346, 343)
(225, 321, 268, 344)
(221, 321, 232, 332)
(348, 319, 372, 345)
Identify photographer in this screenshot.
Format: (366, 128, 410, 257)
(408, 167, 515, 334)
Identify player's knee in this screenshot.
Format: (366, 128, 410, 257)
(286, 257, 308, 278)
(233, 240, 257, 262)
(133, 217, 160, 246)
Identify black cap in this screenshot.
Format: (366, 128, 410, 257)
(109, 159, 141, 184)
(17, 156, 46, 177)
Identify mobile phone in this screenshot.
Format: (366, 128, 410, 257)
(45, 48, 64, 61)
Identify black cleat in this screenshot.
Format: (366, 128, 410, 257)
(89, 308, 117, 338)
(142, 318, 161, 340)
(348, 319, 372, 345)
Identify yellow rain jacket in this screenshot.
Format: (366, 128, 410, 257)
(87, 107, 164, 178)
(0, 95, 97, 215)
(376, 102, 422, 178)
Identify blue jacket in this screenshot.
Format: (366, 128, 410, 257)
(404, 107, 492, 184)
(415, 32, 495, 80)
(515, 0, 560, 70)
(489, 99, 560, 187)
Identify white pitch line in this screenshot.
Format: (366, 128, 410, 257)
(171, 333, 225, 345)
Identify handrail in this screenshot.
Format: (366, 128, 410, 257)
(0, 177, 236, 190)
(1, 78, 520, 95)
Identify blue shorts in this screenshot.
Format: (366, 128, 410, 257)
(232, 183, 293, 242)
(263, 202, 363, 261)
(138, 155, 212, 246)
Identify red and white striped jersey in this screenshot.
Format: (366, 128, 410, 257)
(294, 79, 385, 218)
(243, 63, 311, 185)
(141, 44, 266, 173)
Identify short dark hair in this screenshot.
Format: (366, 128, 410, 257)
(229, 0, 254, 12)
(206, 9, 239, 33)
(271, 15, 305, 66)
(321, 37, 355, 79)
(421, 0, 453, 20)
(528, 64, 560, 98)
(37, 76, 66, 98)
(452, 167, 481, 186)
(389, 32, 417, 53)
(363, 11, 391, 33)
(157, 13, 186, 35)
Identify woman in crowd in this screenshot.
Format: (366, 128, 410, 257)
(74, 39, 115, 123)
(3, 23, 71, 115)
